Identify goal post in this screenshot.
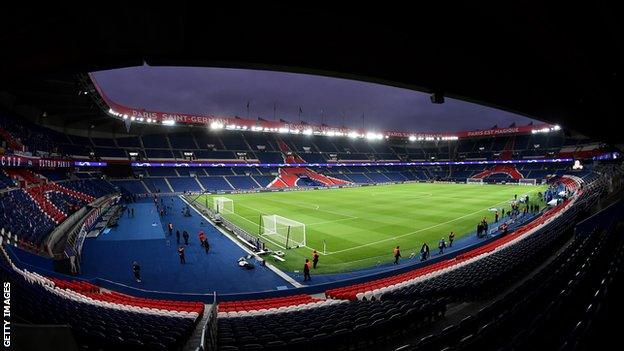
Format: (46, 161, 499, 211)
(261, 214, 306, 249)
(213, 196, 234, 214)
(466, 178, 484, 185)
(518, 178, 537, 186)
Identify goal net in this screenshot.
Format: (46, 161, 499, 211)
(262, 214, 306, 249)
(466, 178, 484, 185)
(518, 178, 537, 186)
(213, 197, 234, 214)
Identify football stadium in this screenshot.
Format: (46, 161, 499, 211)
(1, 4, 624, 351)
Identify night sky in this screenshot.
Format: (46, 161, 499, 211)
(92, 66, 537, 133)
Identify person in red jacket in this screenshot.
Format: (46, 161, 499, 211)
(312, 250, 320, 269)
(303, 259, 312, 281)
(198, 231, 209, 254)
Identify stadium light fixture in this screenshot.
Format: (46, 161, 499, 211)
(366, 132, 383, 140)
(278, 128, 289, 133)
(130, 116, 136, 121)
(302, 129, 313, 135)
(210, 122, 224, 130)
(162, 120, 176, 126)
(408, 135, 417, 142)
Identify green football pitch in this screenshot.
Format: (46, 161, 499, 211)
(191, 183, 546, 274)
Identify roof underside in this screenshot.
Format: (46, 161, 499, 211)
(0, 3, 622, 144)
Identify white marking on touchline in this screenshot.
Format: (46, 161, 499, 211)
(323, 188, 542, 255)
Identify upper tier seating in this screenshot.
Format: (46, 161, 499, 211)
(61, 179, 117, 199)
(226, 176, 260, 189)
(110, 179, 149, 195)
(146, 149, 175, 159)
(167, 177, 202, 192)
(198, 177, 233, 191)
(256, 152, 285, 163)
(37, 170, 69, 181)
(116, 136, 141, 147)
(168, 134, 198, 149)
(141, 134, 169, 149)
(143, 178, 172, 193)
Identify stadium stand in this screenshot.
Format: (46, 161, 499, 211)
(0, 246, 203, 350)
(0, 189, 56, 247)
(1, 107, 622, 351)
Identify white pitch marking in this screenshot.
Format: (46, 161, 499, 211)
(324, 187, 542, 255)
(307, 217, 360, 226)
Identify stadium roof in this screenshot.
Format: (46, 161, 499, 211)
(90, 66, 539, 134)
(0, 3, 622, 145)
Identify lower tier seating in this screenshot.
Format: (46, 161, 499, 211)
(218, 298, 446, 351)
(0, 246, 202, 350)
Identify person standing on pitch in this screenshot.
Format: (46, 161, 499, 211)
(178, 246, 186, 264)
(393, 246, 401, 264)
(303, 259, 312, 281)
(438, 238, 447, 255)
(176, 230, 181, 244)
(312, 250, 319, 269)
(495, 211, 499, 222)
(183, 230, 190, 245)
(132, 261, 141, 282)
(168, 222, 173, 236)
(420, 242, 430, 261)
(448, 232, 455, 247)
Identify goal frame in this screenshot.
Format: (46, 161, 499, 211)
(213, 196, 234, 214)
(466, 178, 484, 185)
(261, 214, 306, 249)
(518, 178, 538, 186)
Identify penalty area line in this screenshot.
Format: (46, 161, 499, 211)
(179, 195, 303, 288)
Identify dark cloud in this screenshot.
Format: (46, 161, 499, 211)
(92, 66, 537, 132)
